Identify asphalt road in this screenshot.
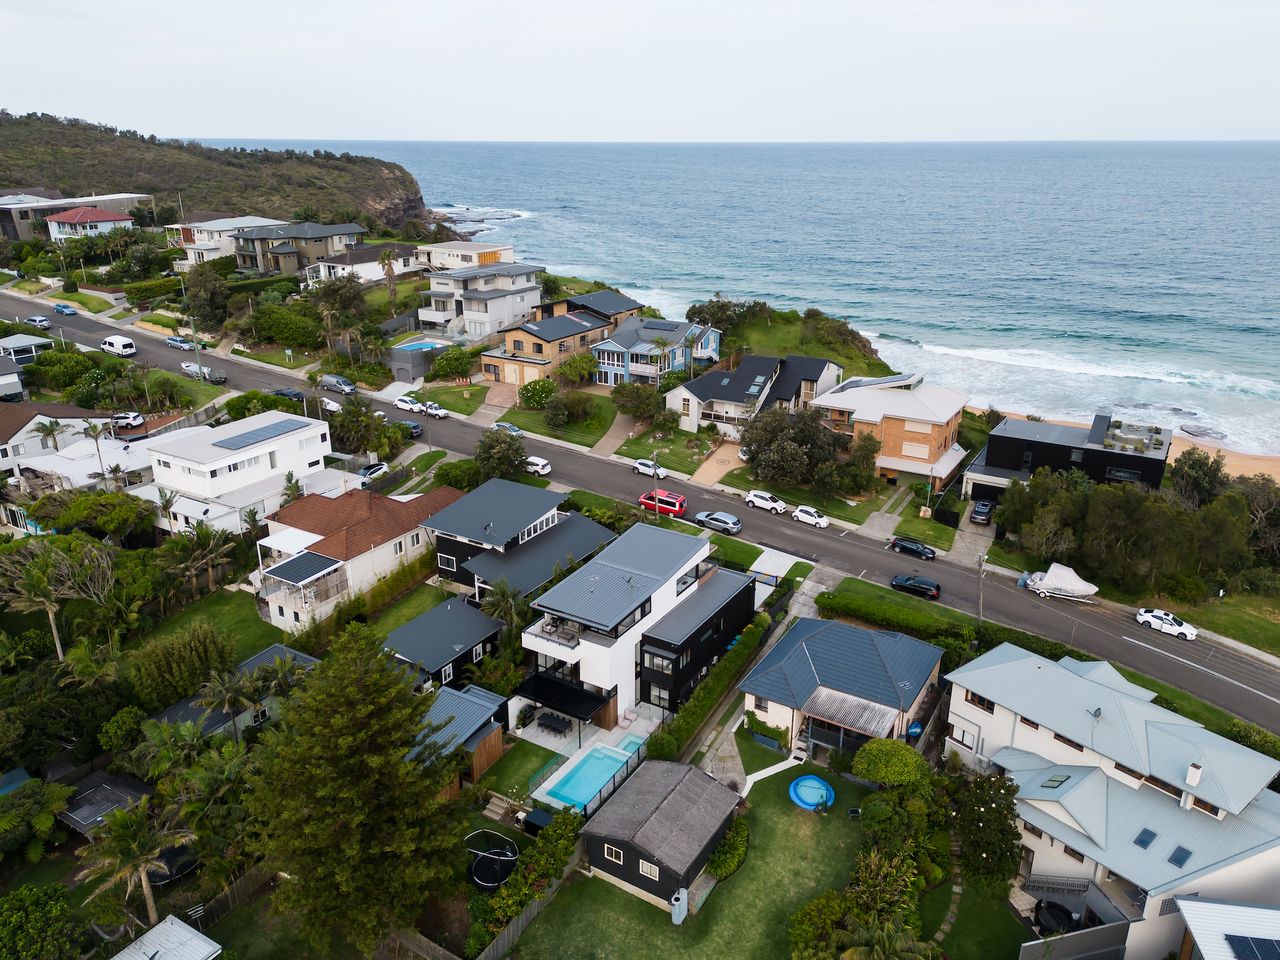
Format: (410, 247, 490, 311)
(8, 290, 1280, 731)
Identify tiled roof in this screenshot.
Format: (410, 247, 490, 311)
(0, 403, 111, 442)
(44, 206, 133, 224)
(270, 487, 464, 561)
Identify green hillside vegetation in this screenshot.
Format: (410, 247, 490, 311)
(0, 111, 432, 228)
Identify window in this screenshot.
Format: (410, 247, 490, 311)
(604, 844, 624, 865)
(533, 342, 543, 354)
(643, 651, 673, 674)
(559, 342, 569, 353)
(681, 398, 690, 416)
(753, 695, 770, 711)
(1070, 448, 1084, 463)
(639, 860, 659, 881)
(1105, 465, 1142, 483)
(1053, 733, 1085, 752)
(308, 459, 321, 469)
(441, 663, 453, 685)
(1168, 846, 1192, 868)
(251, 706, 270, 725)
(1144, 774, 1180, 797)
(649, 685, 670, 709)
(512, 339, 525, 351)
(472, 644, 484, 663)
(1133, 828, 1157, 849)
(394, 540, 404, 556)
(438, 554, 456, 572)
(1064, 846, 1085, 863)
(1019, 716, 1039, 730)
(948, 724, 977, 750)
(1192, 797, 1221, 816)
(1114, 762, 1144, 780)
(1041, 774, 1070, 789)
(1022, 821, 1043, 839)
(965, 690, 996, 714)
(410, 532, 421, 547)
(293, 611, 300, 623)
(277, 605, 284, 617)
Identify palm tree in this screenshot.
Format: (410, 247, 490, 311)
(0, 541, 71, 660)
(254, 655, 305, 702)
(83, 420, 110, 483)
(130, 721, 207, 784)
(0, 780, 74, 864)
(31, 420, 71, 452)
(196, 671, 254, 743)
(60, 634, 123, 689)
(187, 521, 236, 591)
(0, 631, 33, 674)
(480, 579, 531, 658)
(78, 799, 195, 927)
(156, 487, 178, 535)
(319, 305, 342, 354)
(280, 470, 303, 506)
(378, 247, 399, 317)
(837, 917, 939, 960)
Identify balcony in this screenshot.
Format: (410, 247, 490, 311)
(700, 410, 750, 426)
(1019, 874, 1143, 925)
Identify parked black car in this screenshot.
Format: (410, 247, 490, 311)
(890, 537, 936, 560)
(271, 388, 306, 402)
(890, 574, 941, 600)
(970, 500, 995, 525)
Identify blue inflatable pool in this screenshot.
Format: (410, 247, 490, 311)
(789, 774, 835, 810)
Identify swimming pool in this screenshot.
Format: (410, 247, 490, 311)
(547, 735, 646, 809)
(397, 340, 450, 352)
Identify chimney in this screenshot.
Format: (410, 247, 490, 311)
(1186, 763, 1203, 787)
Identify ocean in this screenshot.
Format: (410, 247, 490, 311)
(206, 140, 1280, 454)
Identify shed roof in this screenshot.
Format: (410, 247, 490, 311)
(149, 411, 319, 463)
(437, 261, 543, 280)
(462, 511, 615, 596)
(644, 568, 754, 645)
(596, 317, 709, 352)
(582, 761, 739, 875)
(421, 478, 566, 546)
(419, 684, 507, 756)
(318, 242, 417, 266)
(384, 598, 503, 673)
(109, 915, 221, 960)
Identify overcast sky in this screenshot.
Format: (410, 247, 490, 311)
(7, 0, 1278, 141)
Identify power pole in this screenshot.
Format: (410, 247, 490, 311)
(977, 553, 987, 630)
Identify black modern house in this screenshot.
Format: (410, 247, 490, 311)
(383, 597, 504, 690)
(581, 761, 740, 909)
(963, 413, 1171, 502)
(419, 478, 615, 598)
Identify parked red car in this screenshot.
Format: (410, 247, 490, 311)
(637, 488, 687, 517)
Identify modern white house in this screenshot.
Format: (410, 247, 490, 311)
(131, 411, 352, 533)
(945, 643, 1280, 960)
(0, 356, 24, 401)
(254, 486, 464, 629)
(302, 242, 418, 289)
(666, 354, 843, 440)
(415, 240, 514, 272)
(417, 261, 543, 341)
(44, 205, 134, 242)
(164, 215, 289, 272)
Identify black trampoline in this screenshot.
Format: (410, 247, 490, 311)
(466, 829, 519, 891)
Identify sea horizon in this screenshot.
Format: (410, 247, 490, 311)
(205, 139, 1280, 455)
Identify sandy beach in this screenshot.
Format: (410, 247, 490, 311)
(968, 408, 1280, 481)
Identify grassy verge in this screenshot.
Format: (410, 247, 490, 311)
(0, 270, 14, 282)
(735, 313, 894, 379)
(519, 473, 551, 488)
(1166, 594, 1280, 658)
(412, 383, 488, 416)
(144, 369, 225, 409)
(370, 584, 447, 637)
(616, 428, 714, 476)
(710, 533, 764, 570)
(932, 884, 1034, 960)
(389, 450, 447, 493)
(786, 561, 815, 582)
(503, 392, 617, 448)
(894, 506, 958, 551)
(831, 576, 975, 627)
(735, 727, 786, 775)
(12, 278, 47, 294)
(983, 542, 1035, 572)
(515, 763, 869, 960)
(109, 309, 138, 321)
(570, 489, 702, 534)
(232, 347, 317, 369)
(53, 291, 114, 313)
(486, 739, 560, 799)
(720, 467, 890, 525)
(138, 590, 283, 663)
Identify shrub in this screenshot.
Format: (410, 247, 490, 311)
(433, 458, 484, 492)
(225, 275, 300, 296)
(98, 706, 147, 754)
(951, 775, 1021, 893)
(652, 409, 680, 434)
(61, 278, 77, 293)
(611, 382, 661, 419)
(1225, 719, 1280, 761)
(517, 378, 558, 410)
(432, 346, 473, 381)
(562, 390, 593, 423)
(828, 748, 853, 775)
(123, 276, 183, 306)
(744, 711, 790, 749)
(788, 889, 849, 954)
(850, 739, 930, 788)
(543, 393, 568, 433)
(129, 618, 234, 712)
(846, 847, 921, 928)
(646, 731, 678, 760)
(224, 390, 302, 421)
(707, 816, 749, 879)
(666, 613, 770, 750)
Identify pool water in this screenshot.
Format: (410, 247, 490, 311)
(547, 742, 636, 810)
(789, 774, 836, 811)
(397, 340, 450, 352)
(618, 733, 645, 753)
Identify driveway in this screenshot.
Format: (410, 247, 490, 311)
(948, 515, 996, 568)
(691, 443, 743, 486)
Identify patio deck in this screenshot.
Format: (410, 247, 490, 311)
(529, 702, 665, 808)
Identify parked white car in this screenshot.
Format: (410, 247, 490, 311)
(422, 402, 448, 419)
(525, 456, 552, 476)
(1135, 608, 1198, 640)
(744, 489, 787, 514)
(632, 459, 667, 480)
(358, 462, 390, 487)
(393, 395, 426, 414)
(792, 505, 829, 528)
(111, 411, 144, 429)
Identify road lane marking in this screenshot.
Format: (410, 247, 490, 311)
(1121, 635, 1280, 706)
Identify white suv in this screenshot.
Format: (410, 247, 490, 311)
(744, 489, 787, 514)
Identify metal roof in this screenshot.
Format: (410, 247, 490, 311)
(948, 644, 1280, 814)
(800, 687, 901, 738)
(462, 512, 615, 596)
(437, 261, 544, 280)
(519, 310, 610, 342)
(419, 684, 506, 756)
(582, 761, 739, 875)
(231, 221, 366, 240)
(1177, 896, 1280, 960)
(0, 767, 32, 796)
(643, 568, 754, 646)
(384, 598, 503, 673)
(533, 524, 706, 631)
(109, 915, 222, 960)
(566, 289, 644, 317)
(150, 411, 324, 463)
(760, 355, 842, 409)
(740, 618, 943, 712)
(595, 317, 709, 352)
(59, 771, 148, 835)
(421, 478, 566, 546)
(261, 551, 342, 586)
(212, 416, 310, 450)
(680, 354, 781, 404)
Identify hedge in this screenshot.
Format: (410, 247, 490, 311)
(227, 275, 301, 296)
(707, 816, 749, 880)
(1225, 719, 1280, 761)
(667, 612, 771, 751)
(124, 276, 183, 305)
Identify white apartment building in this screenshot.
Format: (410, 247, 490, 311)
(945, 644, 1280, 960)
(415, 240, 514, 272)
(417, 261, 543, 341)
(165, 215, 289, 272)
(133, 412, 350, 533)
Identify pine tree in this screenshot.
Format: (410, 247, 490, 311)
(246, 624, 465, 954)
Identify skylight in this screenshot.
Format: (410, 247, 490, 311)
(1168, 846, 1192, 868)
(1133, 828, 1157, 849)
(1041, 774, 1070, 789)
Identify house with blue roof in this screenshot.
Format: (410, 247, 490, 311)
(590, 316, 721, 386)
(946, 643, 1280, 960)
(417, 684, 507, 800)
(738, 618, 943, 752)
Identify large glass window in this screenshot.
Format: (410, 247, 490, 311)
(643, 651, 673, 674)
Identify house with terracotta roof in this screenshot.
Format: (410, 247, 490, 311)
(44, 206, 134, 243)
(255, 486, 465, 629)
(1, 403, 115, 534)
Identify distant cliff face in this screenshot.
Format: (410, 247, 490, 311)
(0, 111, 438, 229)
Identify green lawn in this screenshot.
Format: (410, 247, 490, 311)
(503, 393, 617, 448)
(785, 561, 815, 582)
(569, 489, 702, 534)
(145, 369, 225, 409)
(210, 893, 363, 960)
(1166, 594, 1280, 658)
(710, 533, 763, 570)
(894, 507, 958, 551)
(370, 584, 447, 637)
(932, 885, 1034, 960)
(735, 313, 894, 379)
(831, 576, 974, 627)
(519, 473, 551, 488)
(109, 309, 138, 321)
(1, 850, 74, 893)
(543, 273, 613, 298)
(0, 270, 15, 282)
(735, 727, 786, 775)
(389, 450, 447, 493)
(918, 878, 952, 940)
(52, 291, 114, 313)
(411, 383, 488, 416)
(363, 278, 428, 312)
(983, 542, 1035, 572)
(616, 428, 714, 476)
(232, 347, 317, 369)
(12, 278, 47, 294)
(139, 590, 284, 663)
(516, 763, 869, 960)
(467, 810, 533, 852)
(485, 739, 560, 799)
(719, 467, 890, 525)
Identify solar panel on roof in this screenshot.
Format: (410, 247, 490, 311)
(1168, 845, 1192, 868)
(212, 418, 308, 450)
(1227, 935, 1280, 960)
(648, 321, 678, 331)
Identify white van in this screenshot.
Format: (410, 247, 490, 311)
(101, 335, 137, 357)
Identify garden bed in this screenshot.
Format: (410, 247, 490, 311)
(719, 467, 890, 525)
(616, 428, 714, 476)
(503, 392, 617, 448)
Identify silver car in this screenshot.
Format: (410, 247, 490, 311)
(694, 510, 743, 535)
